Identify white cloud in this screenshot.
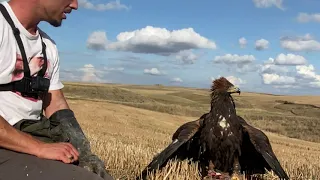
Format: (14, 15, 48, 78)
(252, 0, 284, 10)
(60, 64, 128, 83)
(143, 68, 165, 76)
(79, 64, 106, 82)
(280, 34, 320, 52)
(87, 26, 216, 55)
(296, 65, 320, 81)
(264, 57, 275, 65)
(260, 63, 289, 74)
(260, 60, 320, 89)
(262, 73, 296, 85)
(272, 84, 300, 89)
(226, 76, 246, 86)
(103, 67, 124, 71)
(310, 81, 320, 88)
(297, 13, 320, 23)
(236, 63, 261, 74)
(86, 31, 108, 50)
(175, 50, 198, 64)
(255, 39, 269, 50)
(213, 54, 258, 74)
(213, 54, 255, 67)
(239, 37, 247, 48)
(273, 53, 307, 65)
(171, 77, 183, 83)
(211, 75, 246, 87)
(79, 0, 130, 11)
(295, 65, 320, 88)
(74, 64, 109, 83)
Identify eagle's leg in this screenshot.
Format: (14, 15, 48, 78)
(231, 155, 243, 180)
(203, 160, 221, 180)
(207, 160, 215, 179)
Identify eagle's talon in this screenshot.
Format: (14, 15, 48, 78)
(230, 172, 243, 180)
(203, 170, 222, 180)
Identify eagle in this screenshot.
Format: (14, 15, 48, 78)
(136, 77, 289, 180)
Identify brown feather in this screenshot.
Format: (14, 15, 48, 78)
(172, 118, 202, 141)
(136, 118, 204, 180)
(237, 116, 289, 179)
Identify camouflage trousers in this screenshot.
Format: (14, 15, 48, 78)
(13, 115, 70, 143)
(0, 115, 111, 180)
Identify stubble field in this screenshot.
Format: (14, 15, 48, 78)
(61, 82, 320, 180)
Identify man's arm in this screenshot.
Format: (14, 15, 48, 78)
(0, 115, 43, 154)
(0, 89, 78, 163)
(41, 40, 69, 118)
(0, 114, 79, 163)
(42, 89, 70, 118)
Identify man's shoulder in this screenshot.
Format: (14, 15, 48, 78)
(38, 29, 57, 48)
(0, 2, 7, 22)
(0, 3, 8, 43)
(38, 29, 59, 57)
(0, 2, 13, 34)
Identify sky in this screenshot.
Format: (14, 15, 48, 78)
(3, 0, 320, 95)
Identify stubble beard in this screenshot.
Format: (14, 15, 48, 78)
(48, 18, 62, 27)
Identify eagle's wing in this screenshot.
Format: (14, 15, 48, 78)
(237, 116, 289, 180)
(136, 116, 205, 180)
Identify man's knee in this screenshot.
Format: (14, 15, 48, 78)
(0, 148, 110, 180)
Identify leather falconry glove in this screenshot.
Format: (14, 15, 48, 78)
(49, 109, 114, 180)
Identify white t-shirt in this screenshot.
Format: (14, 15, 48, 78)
(0, 2, 64, 125)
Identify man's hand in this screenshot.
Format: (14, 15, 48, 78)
(44, 89, 114, 179)
(48, 108, 114, 179)
(35, 142, 80, 164)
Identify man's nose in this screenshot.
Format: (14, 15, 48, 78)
(70, 0, 78, 10)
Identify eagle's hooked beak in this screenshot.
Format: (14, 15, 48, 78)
(227, 86, 241, 95)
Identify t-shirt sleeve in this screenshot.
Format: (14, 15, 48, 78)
(0, 27, 2, 49)
(0, 15, 11, 84)
(0, 16, 4, 64)
(49, 47, 64, 91)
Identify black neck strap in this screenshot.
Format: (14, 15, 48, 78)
(0, 3, 47, 78)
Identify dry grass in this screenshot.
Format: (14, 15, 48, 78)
(61, 82, 320, 180)
(62, 82, 320, 143)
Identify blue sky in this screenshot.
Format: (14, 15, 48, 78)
(36, 0, 320, 95)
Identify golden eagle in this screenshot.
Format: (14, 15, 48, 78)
(136, 77, 289, 180)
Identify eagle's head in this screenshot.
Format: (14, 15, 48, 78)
(210, 77, 241, 110)
(210, 77, 241, 101)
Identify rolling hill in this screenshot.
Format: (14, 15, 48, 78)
(60, 82, 320, 179)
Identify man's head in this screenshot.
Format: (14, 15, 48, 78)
(39, 0, 78, 27)
(8, 0, 78, 28)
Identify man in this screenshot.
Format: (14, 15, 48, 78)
(0, 0, 114, 179)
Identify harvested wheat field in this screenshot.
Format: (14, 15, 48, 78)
(62, 82, 320, 180)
